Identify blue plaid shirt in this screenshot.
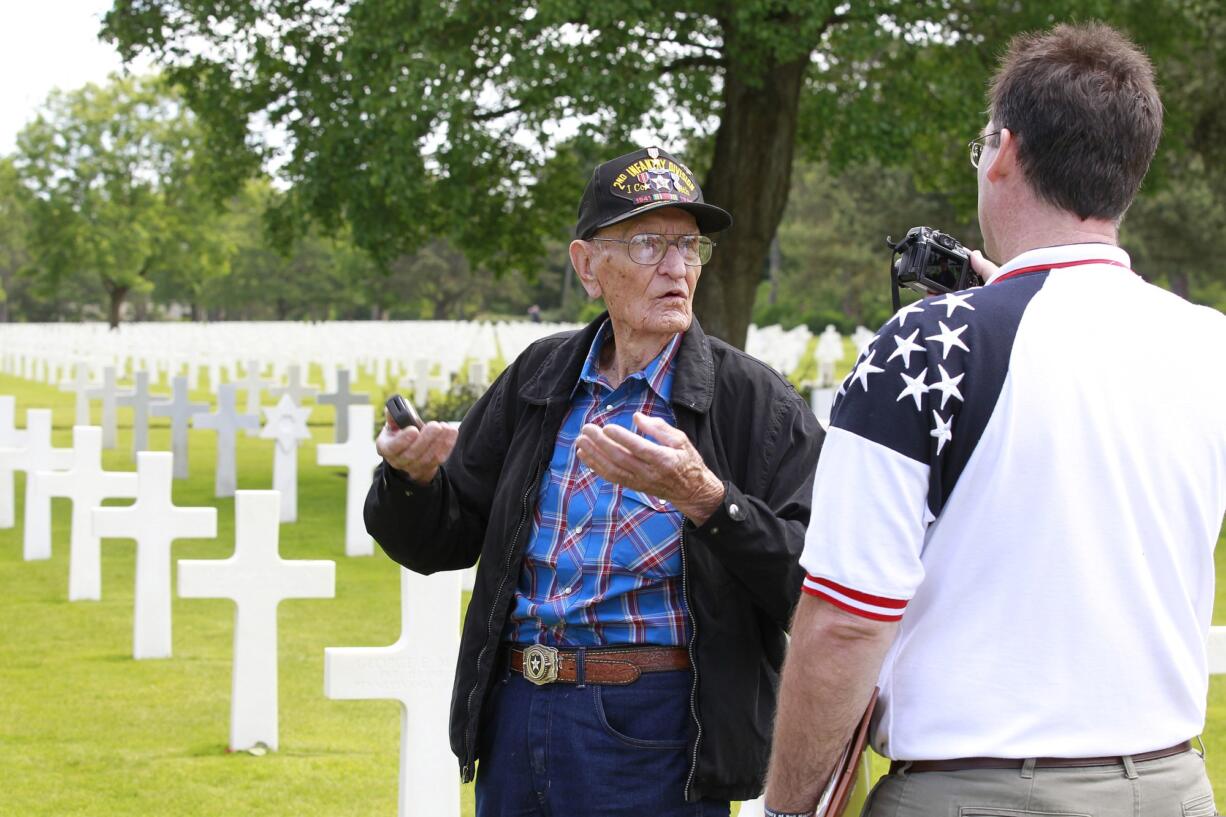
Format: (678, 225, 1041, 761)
(505, 321, 689, 647)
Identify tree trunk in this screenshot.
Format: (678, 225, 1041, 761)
(107, 285, 129, 329)
(693, 53, 808, 349)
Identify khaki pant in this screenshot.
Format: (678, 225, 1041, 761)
(863, 749, 1216, 817)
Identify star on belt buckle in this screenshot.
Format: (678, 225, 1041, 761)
(522, 644, 559, 685)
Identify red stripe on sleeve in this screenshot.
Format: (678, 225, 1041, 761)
(802, 585, 906, 622)
(807, 575, 908, 609)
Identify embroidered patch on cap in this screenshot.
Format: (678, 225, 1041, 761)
(609, 154, 699, 207)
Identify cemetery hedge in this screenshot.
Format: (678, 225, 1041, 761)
(1, 366, 1223, 814)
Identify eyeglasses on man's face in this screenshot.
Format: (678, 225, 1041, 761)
(591, 233, 715, 267)
(969, 130, 1003, 169)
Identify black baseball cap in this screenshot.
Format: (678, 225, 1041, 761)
(574, 146, 733, 239)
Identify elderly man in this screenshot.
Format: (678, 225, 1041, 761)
(764, 22, 1226, 817)
(366, 146, 824, 815)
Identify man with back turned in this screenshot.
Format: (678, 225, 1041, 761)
(765, 22, 1226, 817)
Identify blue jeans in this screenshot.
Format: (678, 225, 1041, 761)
(475, 659, 730, 817)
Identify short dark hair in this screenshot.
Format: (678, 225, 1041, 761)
(989, 22, 1163, 222)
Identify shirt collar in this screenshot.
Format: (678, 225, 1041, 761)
(577, 320, 683, 401)
(990, 242, 1132, 284)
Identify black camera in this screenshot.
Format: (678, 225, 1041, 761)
(886, 226, 983, 311)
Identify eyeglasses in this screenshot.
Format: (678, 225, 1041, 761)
(591, 233, 715, 266)
(969, 130, 1002, 169)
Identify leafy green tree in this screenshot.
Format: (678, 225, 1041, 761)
(102, 1, 1224, 343)
(0, 158, 30, 322)
(14, 74, 222, 327)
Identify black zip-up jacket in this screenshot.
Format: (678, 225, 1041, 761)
(364, 314, 824, 802)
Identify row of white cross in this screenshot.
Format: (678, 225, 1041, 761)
(0, 392, 459, 817)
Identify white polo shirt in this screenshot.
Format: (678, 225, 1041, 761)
(800, 244, 1226, 760)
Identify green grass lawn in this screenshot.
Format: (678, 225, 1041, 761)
(0, 364, 1223, 815)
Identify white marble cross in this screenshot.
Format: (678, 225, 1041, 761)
(59, 362, 95, 426)
(116, 371, 168, 456)
(235, 360, 270, 437)
(20, 409, 74, 560)
(407, 359, 447, 407)
(1209, 627, 1226, 675)
(316, 404, 381, 556)
(36, 426, 139, 601)
(152, 377, 208, 479)
(324, 568, 461, 817)
(269, 364, 319, 406)
(93, 452, 217, 659)
(317, 368, 369, 443)
(179, 490, 335, 751)
(260, 395, 312, 523)
(193, 384, 260, 497)
(0, 395, 28, 529)
(85, 365, 128, 450)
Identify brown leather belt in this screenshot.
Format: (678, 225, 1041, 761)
(890, 740, 1192, 775)
(508, 645, 690, 686)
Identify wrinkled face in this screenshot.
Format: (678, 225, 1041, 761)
(577, 208, 703, 337)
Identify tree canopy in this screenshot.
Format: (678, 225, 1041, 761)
(98, 0, 1225, 345)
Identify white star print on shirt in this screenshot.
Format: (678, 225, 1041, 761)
(925, 321, 970, 359)
(929, 365, 965, 409)
(850, 350, 885, 392)
(897, 367, 929, 410)
(931, 291, 976, 318)
(894, 301, 925, 328)
(888, 329, 925, 369)
(930, 410, 953, 454)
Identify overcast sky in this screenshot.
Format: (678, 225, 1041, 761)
(0, 1, 149, 154)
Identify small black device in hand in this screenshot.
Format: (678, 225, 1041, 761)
(386, 394, 424, 430)
(886, 226, 983, 311)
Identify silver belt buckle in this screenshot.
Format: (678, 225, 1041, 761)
(522, 644, 560, 685)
